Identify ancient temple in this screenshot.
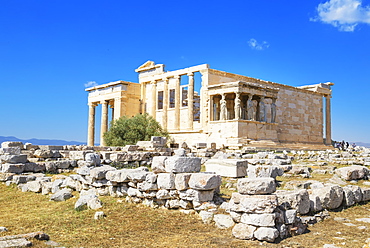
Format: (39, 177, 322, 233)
(86, 61, 333, 148)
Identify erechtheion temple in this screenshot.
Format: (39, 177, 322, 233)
(86, 61, 333, 148)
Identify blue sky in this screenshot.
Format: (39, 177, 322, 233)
(1, 0, 370, 144)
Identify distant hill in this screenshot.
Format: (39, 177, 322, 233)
(352, 142, 370, 148)
(0, 136, 86, 146)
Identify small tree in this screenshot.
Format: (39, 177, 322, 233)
(103, 113, 169, 146)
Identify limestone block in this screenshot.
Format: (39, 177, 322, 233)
(137, 178, 158, 191)
(126, 168, 150, 183)
(24, 180, 42, 193)
(75, 191, 102, 210)
(85, 153, 101, 166)
(51, 179, 64, 193)
(24, 162, 45, 173)
(228, 193, 278, 214)
(344, 185, 362, 207)
(151, 156, 168, 173)
(1, 141, 23, 149)
(247, 165, 283, 179)
(105, 169, 128, 183)
(33, 150, 55, 159)
(195, 143, 207, 149)
(54, 161, 71, 169)
(199, 211, 214, 224)
(254, 227, 279, 242)
(232, 223, 256, 240)
(0, 172, 14, 182)
(188, 173, 221, 191)
(0, 238, 32, 247)
(44, 162, 57, 173)
(276, 189, 310, 215)
(229, 211, 242, 223)
(157, 173, 175, 189)
(175, 173, 191, 190)
(237, 177, 276, 195)
(309, 194, 323, 212)
(1, 163, 24, 174)
(50, 188, 73, 201)
(284, 209, 297, 224)
(213, 214, 235, 229)
(0, 147, 21, 155)
(310, 185, 344, 210)
(179, 189, 214, 202)
(204, 159, 247, 178)
(241, 213, 276, 227)
(165, 156, 201, 173)
(69, 151, 92, 160)
(90, 165, 116, 180)
(335, 165, 369, 181)
(123, 145, 139, 152)
(76, 166, 90, 176)
(361, 188, 370, 202)
(151, 136, 167, 147)
(0, 154, 27, 164)
(12, 175, 35, 185)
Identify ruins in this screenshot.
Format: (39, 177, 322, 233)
(86, 61, 333, 148)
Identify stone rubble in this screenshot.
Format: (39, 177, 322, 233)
(2, 140, 370, 244)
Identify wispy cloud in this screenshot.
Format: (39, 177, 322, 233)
(84, 81, 98, 88)
(248, 39, 269, 50)
(311, 0, 370, 32)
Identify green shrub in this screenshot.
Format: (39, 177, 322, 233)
(103, 113, 169, 146)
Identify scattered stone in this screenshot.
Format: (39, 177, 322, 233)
(213, 214, 235, 229)
(237, 177, 276, 195)
(94, 211, 106, 220)
(0, 227, 8, 232)
(50, 188, 73, 201)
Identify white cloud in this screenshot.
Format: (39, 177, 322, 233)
(84, 81, 98, 88)
(248, 39, 270, 50)
(311, 0, 370, 31)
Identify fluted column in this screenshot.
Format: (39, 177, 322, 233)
(174, 76, 181, 130)
(151, 81, 157, 119)
(87, 103, 96, 146)
(140, 82, 146, 114)
(188, 72, 194, 129)
(100, 100, 109, 146)
(325, 95, 332, 145)
(162, 78, 168, 129)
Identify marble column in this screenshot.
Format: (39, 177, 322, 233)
(100, 100, 109, 146)
(140, 82, 146, 114)
(188, 72, 194, 130)
(325, 95, 332, 145)
(270, 98, 277, 123)
(87, 103, 96, 147)
(174, 76, 181, 130)
(151, 81, 157, 119)
(162, 78, 168, 129)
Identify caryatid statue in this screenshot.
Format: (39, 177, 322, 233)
(220, 94, 227, 120)
(234, 93, 241, 120)
(259, 96, 267, 122)
(247, 94, 254, 120)
(271, 98, 277, 123)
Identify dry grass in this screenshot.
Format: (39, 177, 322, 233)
(1, 182, 370, 248)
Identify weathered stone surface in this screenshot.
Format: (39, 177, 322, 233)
(335, 165, 369, 181)
(179, 189, 214, 202)
(175, 173, 191, 190)
(26, 181, 42, 193)
(0, 238, 32, 247)
(310, 185, 344, 210)
(228, 193, 278, 214)
(0, 147, 21, 155)
(90, 165, 116, 180)
(1, 141, 23, 149)
(241, 213, 276, 227)
(0, 154, 27, 164)
(237, 177, 276, 195)
(126, 168, 149, 183)
(232, 223, 256, 240)
(213, 214, 235, 229)
(1, 163, 25, 174)
(165, 156, 201, 173)
(361, 188, 370, 201)
(0, 173, 14, 182)
(204, 159, 248, 178)
(106, 169, 130, 183)
(23, 162, 45, 172)
(151, 156, 168, 173)
(50, 188, 73, 201)
(69, 151, 93, 160)
(76, 166, 91, 176)
(94, 211, 106, 220)
(276, 189, 310, 215)
(343, 185, 362, 207)
(247, 165, 283, 179)
(188, 173, 221, 191)
(75, 190, 102, 210)
(309, 194, 323, 212)
(254, 227, 279, 242)
(284, 209, 297, 224)
(199, 211, 214, 224)
(85, 153, 100, 166)
(157, 173, 175, 189)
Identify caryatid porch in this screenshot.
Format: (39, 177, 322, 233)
(85, 81, 141, 146)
